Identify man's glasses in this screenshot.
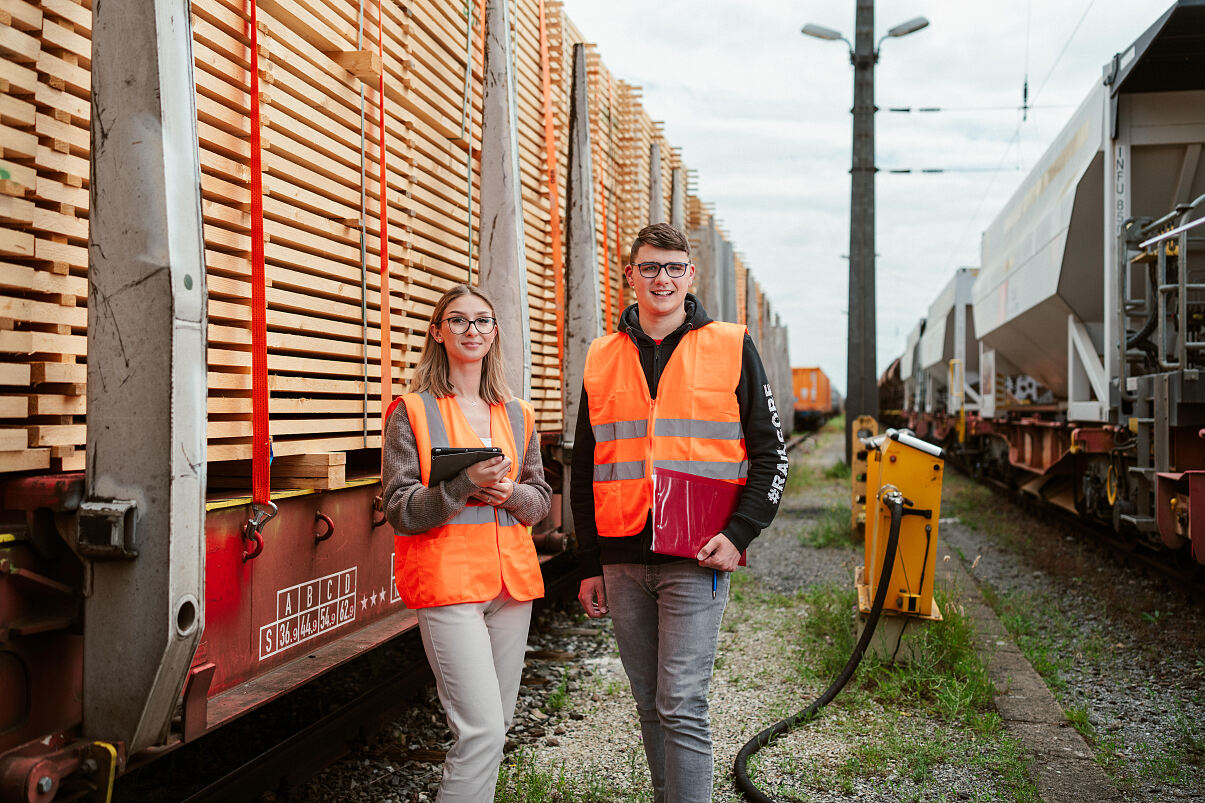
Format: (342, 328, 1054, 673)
(632, 261, 691, 279)
(440, 316, 497, 335)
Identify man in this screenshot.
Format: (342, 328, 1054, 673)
(572, 222, 787, 802)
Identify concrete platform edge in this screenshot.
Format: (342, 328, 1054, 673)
(936, 536, 1125, 802)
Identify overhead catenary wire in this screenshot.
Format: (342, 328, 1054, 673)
(884, 104, 1072, 113)
(884, 166, 1025, 174)
(1022, 0, 1031, 120)
(941, 0, 1098, 272)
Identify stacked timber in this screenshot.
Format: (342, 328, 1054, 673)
(0, 0, 791, 485)
(0, 0, 90, 474)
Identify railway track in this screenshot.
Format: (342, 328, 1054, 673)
(952, 460, 1205, 600)
(113, 552, 581, 802)
(180, 651, 434, 803)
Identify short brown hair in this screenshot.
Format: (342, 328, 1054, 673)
(629, 222, 690, 265)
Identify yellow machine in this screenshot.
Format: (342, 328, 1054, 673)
(855, 429, 946, 659)
(848, 415, 879, 538)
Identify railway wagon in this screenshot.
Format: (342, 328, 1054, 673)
(792, 366, 833, 431)
(900, 0, 1205, 564)
(0, 0, 793, 798)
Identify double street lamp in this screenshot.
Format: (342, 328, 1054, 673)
(802, 3, 928, 462)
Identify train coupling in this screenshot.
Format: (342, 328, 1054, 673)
(0, 739, 121, 803)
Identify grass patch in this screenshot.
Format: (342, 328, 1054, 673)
(822, 414, 845, 435)
(544, 675, 569, 713)
(729, 566, 757, 603)
(823, 460, 851, 480)
(980, 586, 1072, 695)
(784, 461, 826, 493)
(795, 585, 994, 728)
(494, 749, 621, 802)
(941, 476, 1006, 537)
(759, 583, 1039, 801)
(494, 748, 569, 802)
(797, 503, 855, 549)
(979, 584, 1110, 696)
(1068, 703, 1205, 790)
(795, 583, 858, 682)
(1064, 703, 1092, 740)
(785, 457, 852, 494)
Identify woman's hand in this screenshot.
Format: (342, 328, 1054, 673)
(469, 476, 514, 506)
(465, 455, 513, 505)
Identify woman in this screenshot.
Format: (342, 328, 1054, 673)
(382, 284, 550, 802)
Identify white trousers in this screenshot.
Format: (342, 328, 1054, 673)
(417, 590, 532, 803)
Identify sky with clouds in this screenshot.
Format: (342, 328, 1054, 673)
(558, 0, 1176, 395)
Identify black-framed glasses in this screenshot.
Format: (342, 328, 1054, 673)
(632, 261, 691, 279)
(440, 316, 497, 335)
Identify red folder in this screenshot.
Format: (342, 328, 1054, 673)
(651, 468, 746, 566)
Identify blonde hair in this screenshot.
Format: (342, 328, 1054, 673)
(409, 284, 512, 405)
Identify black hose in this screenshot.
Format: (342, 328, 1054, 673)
(733, 497, 907, 802)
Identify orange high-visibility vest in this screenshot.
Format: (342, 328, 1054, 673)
(393, 392, 544, 608)
(583, 321, 748, 537)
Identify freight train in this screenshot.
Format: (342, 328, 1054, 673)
(892, 0, 1205, 566)
(0, 0, 794, 799)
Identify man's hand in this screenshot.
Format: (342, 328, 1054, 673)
(697, 533, 741, 571)
(577, 576, 608, 618)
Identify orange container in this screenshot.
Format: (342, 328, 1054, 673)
(792, 367, 832, 430)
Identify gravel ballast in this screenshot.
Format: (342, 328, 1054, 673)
(298, 423, 1204, 802)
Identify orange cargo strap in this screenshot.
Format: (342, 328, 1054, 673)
(537, 0, 564, 359)
(377, 0, 393, 424)
(244, 0, 275, 559)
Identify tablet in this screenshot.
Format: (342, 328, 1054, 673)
(428, 446, 503, 487)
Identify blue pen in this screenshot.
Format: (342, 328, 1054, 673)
(712, 569, 717, 600)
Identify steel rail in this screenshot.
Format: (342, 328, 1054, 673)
(178, 650, 434, 803)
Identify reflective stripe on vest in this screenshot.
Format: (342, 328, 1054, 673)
(593, 459, 646, 482)
(447, 504, 522, 527)
(393, 391, 543, 608)
(654, 418, 744, 440)
(653, 458, 749, 481)
(583, 321, 749, 538)
(414, 391, 527, 528)
(419, 391, 528, 468)
(593, 419, 648, 442)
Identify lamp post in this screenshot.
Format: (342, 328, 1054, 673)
(803, 3, 928, 462)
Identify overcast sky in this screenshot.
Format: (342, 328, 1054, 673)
(558, 0, 1175, 395)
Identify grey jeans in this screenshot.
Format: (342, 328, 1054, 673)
(602, 561, 731, 803)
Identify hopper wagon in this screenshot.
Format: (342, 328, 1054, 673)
(899, 0, 1205, 564)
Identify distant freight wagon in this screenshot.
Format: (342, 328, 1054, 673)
(793, 366, 835, 431)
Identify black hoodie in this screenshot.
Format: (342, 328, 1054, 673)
(571, 294, 788, 579)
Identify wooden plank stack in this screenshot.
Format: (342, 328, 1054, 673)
(0, 0, 90, 474)
(0, 0, 783, 487)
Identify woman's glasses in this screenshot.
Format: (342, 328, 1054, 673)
(440, 316, 497, 335)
